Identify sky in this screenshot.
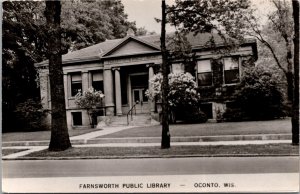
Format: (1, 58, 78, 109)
(122, 0, 175, 33)
(122, 0, 276, 34)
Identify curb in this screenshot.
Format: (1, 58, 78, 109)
(2, 134, 292, 147)
(2, 154, 299, 161)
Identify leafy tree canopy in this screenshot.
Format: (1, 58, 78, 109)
(3, 0, 138, 60)
(2, 0, 139, 131)
(167, 0, 251, 42)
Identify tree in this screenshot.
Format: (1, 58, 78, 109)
(238, 1, 294, 104)
(2, 1, 139, 132)
(61, 0, 137, 51)
(2, 1, 45, 132)
(45, 1, 71, 151)
(167, 0, 298, 145)
(160, 0, 170, 149)
(167, 0, 251, 40)
(291, 0, 299, 145)
(167, 0, 293, 100)
(135, 27, 157, 36)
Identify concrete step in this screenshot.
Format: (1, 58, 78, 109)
(110, 114, 151, 126)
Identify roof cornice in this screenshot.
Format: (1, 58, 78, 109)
(101, 35, 161, 57)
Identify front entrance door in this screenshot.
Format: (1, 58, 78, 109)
(132, 88, 149, 113)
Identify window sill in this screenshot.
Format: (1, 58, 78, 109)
(198, 85, 213, 88)
(223, 83, 239, 86)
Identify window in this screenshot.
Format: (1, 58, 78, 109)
(92, 72, 104, 92)
(224, 57, 239, 84)
(72, 112, 82, 126)
(172, 63, 184, 73)
(197, 60, 212, 86)
(71, 73, 82, 96)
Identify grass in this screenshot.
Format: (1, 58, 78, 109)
(25, 144, 298, 158)
(100, 118, 291, 138)
(2, 128, 100, 142)
(2, 149, 29, 156)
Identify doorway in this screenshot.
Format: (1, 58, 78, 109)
(132, 88, 148, 113)
(130, 73, 149, 113)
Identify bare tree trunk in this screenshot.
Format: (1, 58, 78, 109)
(45, 1, 71, 151)
(160, 0, 170, 149)
(292, 0, 299, 145)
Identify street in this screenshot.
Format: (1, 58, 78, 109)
(3, 156, 299, 178)
(3, 157, 299, 193)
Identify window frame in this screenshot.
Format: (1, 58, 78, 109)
(197, 59, 213, 87)
(171, 62, 185, 74)
(91, 71, 104, 93)
(71, 72, 82, 97)
(223, 56, 240, 85)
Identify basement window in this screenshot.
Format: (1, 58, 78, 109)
(72, 112, 82, 126)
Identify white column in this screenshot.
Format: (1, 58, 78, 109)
(39, 72, 49, 109)
(104, 69, 115, 115)
(113, 67, 122, 116)
(82, 71, 89, 92)
(63, 74, 68, 108)
(148, 64, 155, 113)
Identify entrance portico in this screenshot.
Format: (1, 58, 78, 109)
(100, 36, 162, 117)
(107, 62, 159, 116)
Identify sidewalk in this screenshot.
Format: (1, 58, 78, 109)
(2, 139, 294, 160)
(2, 124, 296, 160)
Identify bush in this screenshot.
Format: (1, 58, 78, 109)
(222, 108, 246, 122)
(229, 66, 285, 120)
(147, 72, 204, 123)
(183, 107, 208, 123)
(75, 87, 105, 127)
(146, 72, 201, 108)
(14, 98, 49, 131)
(172, 106, 207, 123)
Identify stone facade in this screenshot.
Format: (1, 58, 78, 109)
(35, 34, 257, 129)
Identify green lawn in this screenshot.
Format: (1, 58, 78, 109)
(25, 144, 299, 158)
(2, 128, 99, 142)
(2, 149, 29, 156)
(100, 118, 291, 138)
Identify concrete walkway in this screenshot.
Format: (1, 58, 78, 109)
(2, 140, 293, 159)
(2, 125, 296, 160)
(70, 126, 137, 140)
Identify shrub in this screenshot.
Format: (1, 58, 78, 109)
(222, 108, 246, 122)
(14, 98, 49, 131)
(75, 87, 105, 127)
(75, 87, 105, 109)
(183, 108, 208, 123)
(146, 72, 205, 123)
(146, 72, 201, 107)
(230, 66, 285, 120)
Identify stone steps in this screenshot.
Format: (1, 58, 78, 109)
(110, 114, 152, 126)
